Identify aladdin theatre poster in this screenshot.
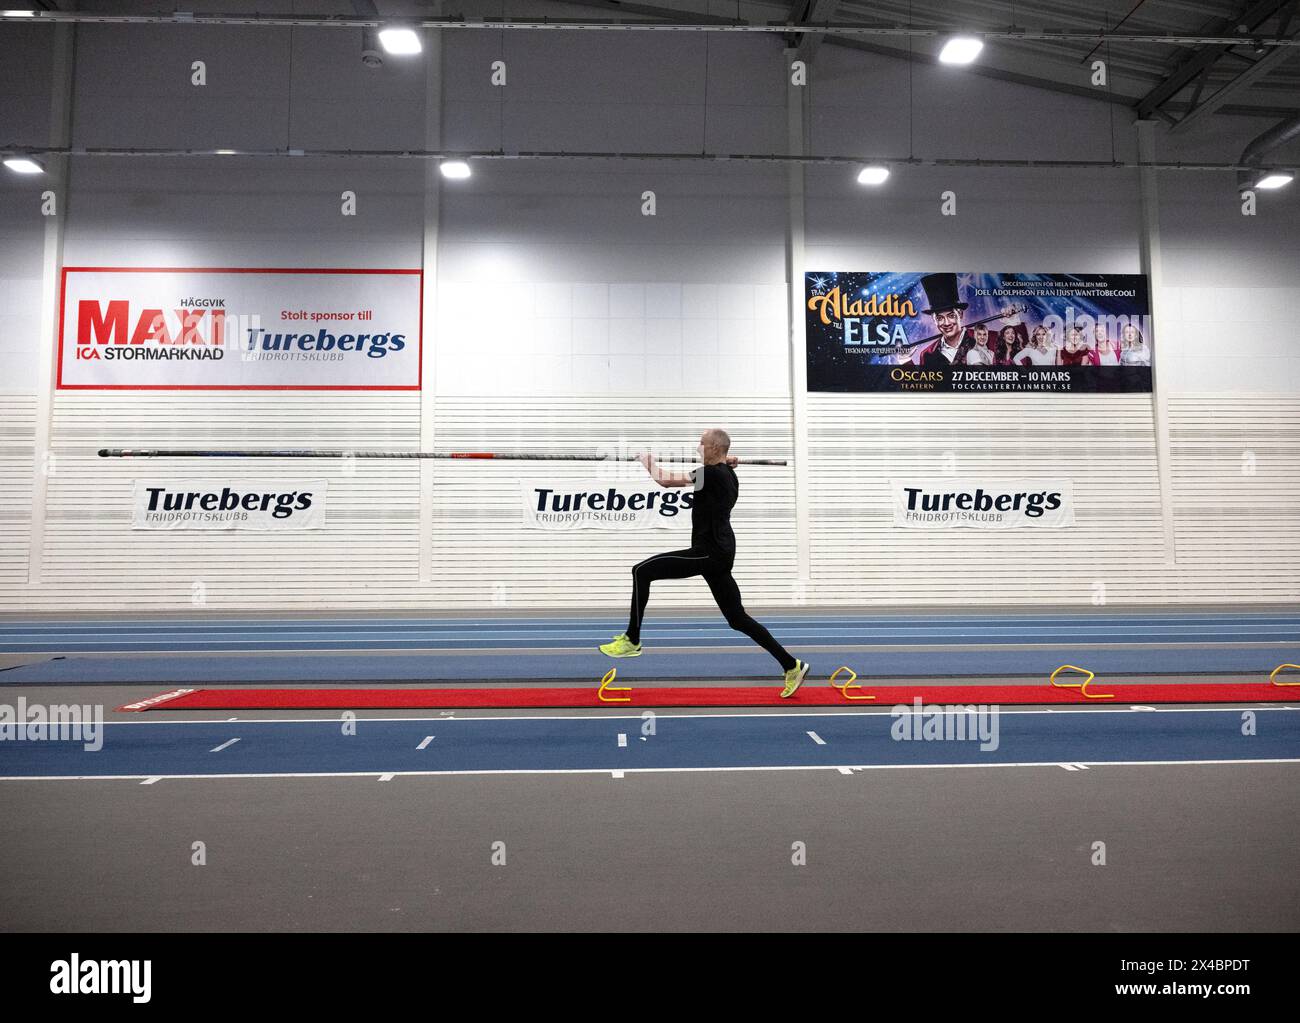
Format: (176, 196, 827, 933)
(805, 272, 1152, 393)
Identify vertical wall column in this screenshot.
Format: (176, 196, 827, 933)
(419, 25, 444, 585)
(785, 50, 811, 591)
(27, 24, 75, 586)
(1136, 119, 1178, 566)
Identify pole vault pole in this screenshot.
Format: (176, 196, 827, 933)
(98, 449, 790, 465)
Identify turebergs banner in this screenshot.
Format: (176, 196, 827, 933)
(806, 271, 1152, 393)
(521, 479, 695, 530)
(59, 267, 421, 390)
(892, 479, 1075, 528)
(133, 480, 328, 530)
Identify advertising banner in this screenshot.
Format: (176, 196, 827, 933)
(132, 480, 328, 530)
(59, 267, 421, 390)
(521, 479, 696, 530)
(807, 272, 1151, 393)
(892, 479, 1075, 528)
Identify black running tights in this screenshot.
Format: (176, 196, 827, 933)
(624, 546, 797, 672)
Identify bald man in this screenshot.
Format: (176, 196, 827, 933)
(599, 428, 811, 697)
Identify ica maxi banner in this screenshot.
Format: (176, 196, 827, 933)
(522, 479, 696, 530)
(892, 479, 1075, 529)
(59, 267, 421, 390)
(133, 481, 328, 530)
(806, 272, 1152, 393)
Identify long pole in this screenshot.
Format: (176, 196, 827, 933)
(98, 449, 789, 465)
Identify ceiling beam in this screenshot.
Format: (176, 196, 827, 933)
(1134, 0, 1291, 118)
(537, 0, 1300, 119)
(790, 0, 842, 60)
(1171, 31, 1300, 133)
(822, 34, 1296, 119)
(528, 0, 1300, 117)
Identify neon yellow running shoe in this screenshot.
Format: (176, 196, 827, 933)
(780, 659, 810, 698)
(599, 633, 643, 658)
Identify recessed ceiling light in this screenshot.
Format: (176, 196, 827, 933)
(1254, 170, 1294, 189)
(4, 156, 44, 174)
(440, 161, 471, 180)
(939, 36, 984, 65)
(856, 165, 890, 186)
(378, 26, 422, 55)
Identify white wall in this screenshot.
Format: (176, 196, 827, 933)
(0, 19, 51, 394)
(0, 13, 1296, 611)
(437, 26, 790, 398)
(1155, 169, 1300, 395)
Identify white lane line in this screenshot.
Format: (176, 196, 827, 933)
(1060, 764, 1078, 771)
(617, 733, 627, 747)
(416, 735, 435, 750)
(11, 612, 1296, 631)
(807, 730, 826, 745)
(836, 767, 853, 775)
(7, 622, 1295, 641)
(84, 706, 1300, 726)
(140, 777, 161, 785)
(209, 738, 240, 753)
(6, 610, 1293, 625)
(10, 640, 1298, 659)
(7, 757, 1300, 783)
(378, 773, 395, 782)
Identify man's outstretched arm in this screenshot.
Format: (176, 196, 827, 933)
(639, 453, 694, 487)
(638, 452, 737, 487)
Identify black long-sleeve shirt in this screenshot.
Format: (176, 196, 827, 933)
(689, 463, 738, 563)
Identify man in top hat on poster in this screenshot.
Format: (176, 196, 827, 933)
(917, 272, 970, 368)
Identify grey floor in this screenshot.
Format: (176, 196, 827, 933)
(1, 682, 1298, 932)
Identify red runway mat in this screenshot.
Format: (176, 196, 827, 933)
(119, 681, 1298, 711)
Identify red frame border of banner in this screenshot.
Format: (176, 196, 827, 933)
(55, 266, 424, 391)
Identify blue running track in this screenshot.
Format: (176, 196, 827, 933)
(2, 708, 1297, 780)
(2, 611, 1298, 653)
(0, 610, 1295, 683)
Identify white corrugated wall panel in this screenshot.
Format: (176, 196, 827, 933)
(429, 397, 797, 610)
(1, 392, 1295, 610)
(13, 393, 422, 612)
(806, 394, 1172, 604)
(2, 393, 796, 612)
(0, 395, 36, 587)
(1168, 398, 1300, 602)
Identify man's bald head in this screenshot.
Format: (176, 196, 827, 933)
(698, 428, 731, 464)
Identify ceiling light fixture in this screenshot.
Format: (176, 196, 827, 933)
(939, 35, 984, 65)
